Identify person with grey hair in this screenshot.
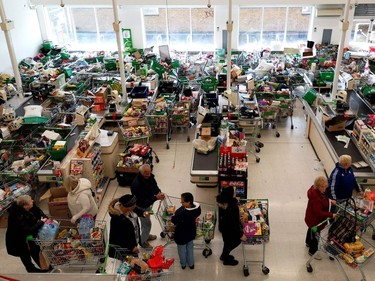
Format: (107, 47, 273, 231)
(6, 195, 50, 272)
(327, 154, 363, 201)
(131, 163, 165, 248)
(65, 175, 98, 224)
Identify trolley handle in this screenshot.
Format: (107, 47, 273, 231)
(311, 218, 330, 233)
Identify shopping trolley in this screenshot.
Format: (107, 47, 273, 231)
(274, 91, 295, 130)
(240, 199, 270, 277)
(306, 219, 375, 281)
(106, 245, 174, 281)
(118, 117, 152, 147)
(145, 100, 171, 149)
(255, 92, 280, 138)
(168, 101, 191, 142)
(155, 195, 217, 258)
(29, 219, 107, 272)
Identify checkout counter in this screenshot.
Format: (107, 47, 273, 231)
(190, 113, 221, 187)
(305, 90, 375, 181)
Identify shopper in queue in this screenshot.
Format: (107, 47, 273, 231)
(327, 154, 363, 201)
(216, 186, 247, 266)
(305, 176, 336, 260)
(65, 175, 98, 224)
(171, 192, 201, 269)
(108, 194, 148, 257)
(5, 195, 50, 273)
(131, 163, 165, 248)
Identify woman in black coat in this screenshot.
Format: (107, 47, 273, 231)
(108, 194, 147, 258)
(6, 195, 48, 273)
(216, 186, 247, 266)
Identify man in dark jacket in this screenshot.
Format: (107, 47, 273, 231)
(6, 195, 49, 273)
(131, 164, 165, 248)
(171, 192, 201, 269)
(328, 154, 362, 200)
(108, 194, 147, 258)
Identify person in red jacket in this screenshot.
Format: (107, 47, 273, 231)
(305, 176, 336, 260)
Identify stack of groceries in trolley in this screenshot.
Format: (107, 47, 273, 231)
(239, 199, 270, 241)
(36, 217, 105, 266)
(162, 204, 216, 241)
(115, 245, 174, 279)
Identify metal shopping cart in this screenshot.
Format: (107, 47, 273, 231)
(274, 90, 295, 130)
(168, 101, 191, 142)
(255, 92, 280, 138)
(145, 100, 171, 149)
(240, 199, 270, 277)
(118, 117, 152, 147)
(30, 219, 107, 273)
(155, 195, 217, 258)
(106, 245, 174, 281)
(306, 220, 375, 281)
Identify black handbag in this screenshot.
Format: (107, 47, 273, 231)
(328, 198, 358, 245)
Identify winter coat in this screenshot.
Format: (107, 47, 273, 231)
(67, 178, 98, 223)
(131, 173, 161, 209)
(218, 198, 243, 243)
(305, 185, 333, 230)
(108, 198, 144, 258)
(6, 204, 46, 257)
(328, 162, 361, 200)
(171, 202, 201, 245)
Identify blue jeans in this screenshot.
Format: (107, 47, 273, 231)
(139, 216, 152, 244)
(177, 240, 194, 267)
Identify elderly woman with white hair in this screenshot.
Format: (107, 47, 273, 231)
(65, 175, 98, 224)
(6, 195, 50, 272)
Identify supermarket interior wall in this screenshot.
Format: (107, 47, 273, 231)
(0, 0, 42, 75)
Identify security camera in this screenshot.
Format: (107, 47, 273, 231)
(60, 0, 65, 7)
(207, 3, 211, 8)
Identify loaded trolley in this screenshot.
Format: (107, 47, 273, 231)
(255, 92, 280, 138)
(156, 195, 217, 258)
(29, 219, 107, 273)
(168, 101, 191, 142)
(105, 245, 174, 281)
(274, 89, 295, 130)
(145, 100, 171, 149)
(118, 117, 152, 147)
(239, 199, 270, 277)
(306, 218, 375, 281)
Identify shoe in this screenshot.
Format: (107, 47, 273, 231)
(141, 242, 152, 248)
(147, 234, 157, 241)
(181, 265, 186, 270)
(220, 255, 234, 261)
(223, 259, 239, 266)
(314, 254, 322, 260)
(189, 265, 194, 269)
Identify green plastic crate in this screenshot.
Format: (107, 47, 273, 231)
(48, 140, 67, 161)
(201, 77, 218, 92)
(302, 88, 317, 105)
(320, 71, 334, 82)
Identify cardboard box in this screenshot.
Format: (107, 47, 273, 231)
(0, 213, 9, 228)
(325, 120, 346, 132)
(41, 188, 71, 219)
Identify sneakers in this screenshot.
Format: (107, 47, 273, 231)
(223, 259, 239, 266)
(141, 241, 153, 248)
(189, 264, 194, 269)
(181, 265, 186, 270)
(147, 234, 157, 241)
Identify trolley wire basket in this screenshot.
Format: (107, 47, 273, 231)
(30, 219, 107, 271)
(106, 245, 174, 281)
(155, 195, 217, 258)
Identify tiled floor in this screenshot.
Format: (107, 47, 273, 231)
(1, 99, 374, 281)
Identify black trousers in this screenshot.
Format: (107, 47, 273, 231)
(305, 228, 318, 255)
(19, 241, 41, 272)
(221, 238, 241, 261)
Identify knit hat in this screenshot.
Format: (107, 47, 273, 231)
(119, 194, 137, 207)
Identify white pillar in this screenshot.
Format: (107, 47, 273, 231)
(331, 0, 351, 100)
(0, 0, 23, 95)
(226, 0, 233, 92)
(112, 0, 127, 103)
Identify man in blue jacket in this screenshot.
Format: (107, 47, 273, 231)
(328, 154, 363, 200)
(131, 164, 165, 248)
